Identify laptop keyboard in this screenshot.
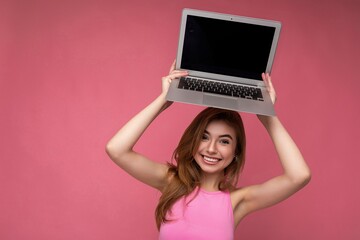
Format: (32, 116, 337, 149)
(178, 77, 264, 101)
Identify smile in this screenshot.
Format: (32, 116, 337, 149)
(203, 155, 222, 164)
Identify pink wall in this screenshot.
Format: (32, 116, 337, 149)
(1, 0, 359, 239)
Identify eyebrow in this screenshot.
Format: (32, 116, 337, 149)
(204, 130, 234, 140)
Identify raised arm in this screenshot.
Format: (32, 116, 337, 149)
(105, 61, 188, 191)
(232, 73, 311, 223)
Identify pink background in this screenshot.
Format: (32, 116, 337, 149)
(1, 0, 359, 239)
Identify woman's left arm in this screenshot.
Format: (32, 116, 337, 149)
(234, 73, 311, 218)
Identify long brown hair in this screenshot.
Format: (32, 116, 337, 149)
(155, 107, 246, 229)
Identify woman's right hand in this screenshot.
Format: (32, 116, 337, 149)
(160, 60, 188, 110)
(161, 60, 188, 96)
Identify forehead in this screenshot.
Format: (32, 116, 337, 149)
(205, 120, 236, 137)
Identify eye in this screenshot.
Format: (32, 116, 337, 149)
(219, 139, 230, 145)
(201, 133, 209, 141)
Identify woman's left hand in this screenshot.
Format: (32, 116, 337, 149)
(257, 73, 277, 122)
(262, 73, 277, 104)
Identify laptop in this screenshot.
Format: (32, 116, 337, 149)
(166, 9, 282, 116)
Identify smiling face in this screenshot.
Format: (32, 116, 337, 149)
(172, 108, 246, 191)
(193, 120, 237, 177)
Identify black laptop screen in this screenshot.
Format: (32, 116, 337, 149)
(181, 15, 275, 80)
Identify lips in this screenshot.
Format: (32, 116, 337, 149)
(203, 155, 222, 165)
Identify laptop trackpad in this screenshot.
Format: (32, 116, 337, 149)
(203, 94, 237, 110)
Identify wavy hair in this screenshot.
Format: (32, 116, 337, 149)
(155, 107, 246, 229)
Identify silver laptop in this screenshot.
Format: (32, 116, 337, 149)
(166, 9, 281, 116)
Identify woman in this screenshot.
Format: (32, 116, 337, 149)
(105, 61, 311, 239)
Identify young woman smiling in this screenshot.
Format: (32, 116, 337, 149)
(106, 61, 311, 239)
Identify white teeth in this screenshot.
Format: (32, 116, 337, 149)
(203, 156, 220, 162)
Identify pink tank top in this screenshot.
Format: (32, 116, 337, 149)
(159, 188, 234, 240)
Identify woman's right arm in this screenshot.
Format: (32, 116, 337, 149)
(105, 62, 188, 191)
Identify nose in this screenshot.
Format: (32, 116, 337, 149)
(206, 139, 217, 154)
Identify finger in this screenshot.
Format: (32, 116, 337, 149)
(162, 71, 188, 85)
(169, 70, 188, 75)
(169, 59, 176, 74)
(262, 72, 266, 81)
(262, 73, 270, 87)
(264, 73, 277, 102)
(168, 70, 188, 79)
(266, 73, 271, 83)
(266, 73, 275, 90)
(262, 73, 273, 87)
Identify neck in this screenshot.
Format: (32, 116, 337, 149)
(200, 172, 223, 192)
